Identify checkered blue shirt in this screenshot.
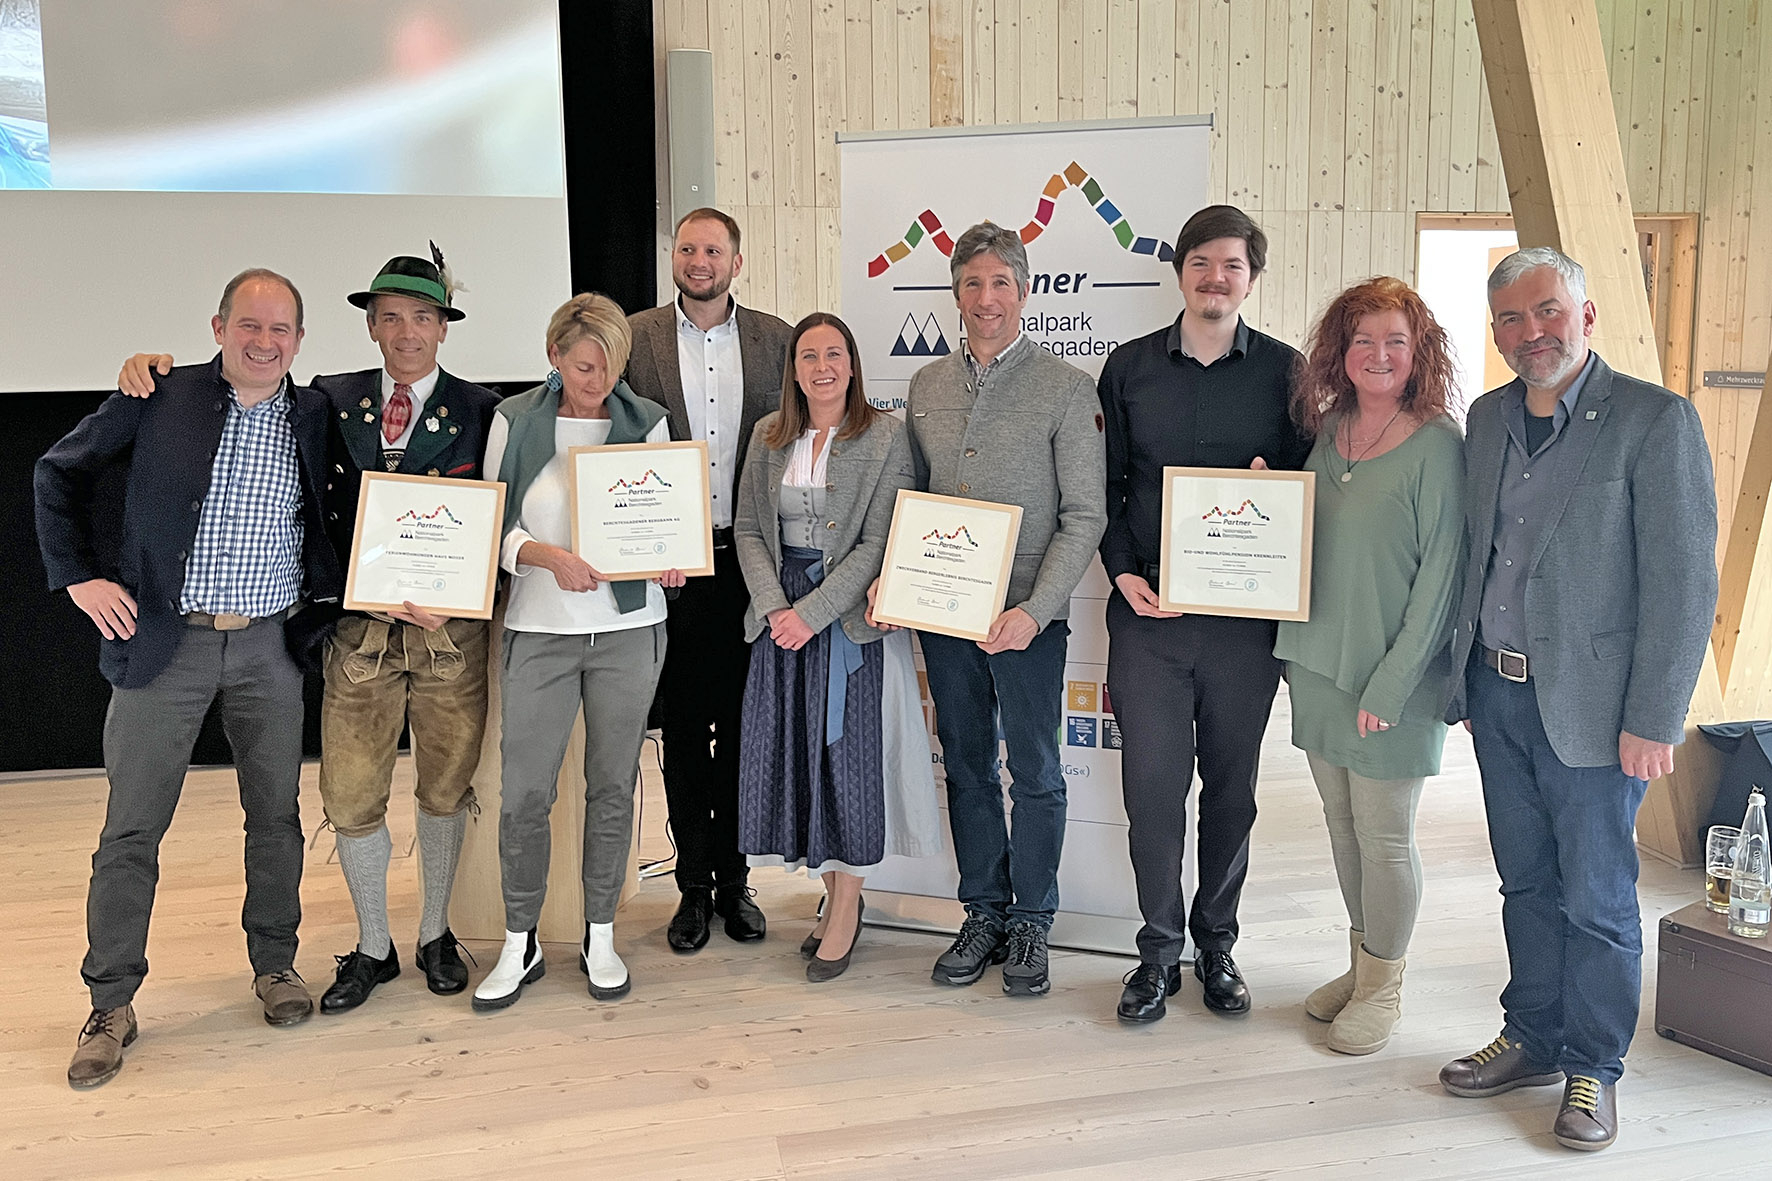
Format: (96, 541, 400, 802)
(178, 382, 305, 615)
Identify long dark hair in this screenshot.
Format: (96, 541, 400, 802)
(764, 312, 879, 449)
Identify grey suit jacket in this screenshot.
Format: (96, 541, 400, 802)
(624, 301, 794, 487)
(1446, 353, 1717, 767)
(734, 413, 915, 645)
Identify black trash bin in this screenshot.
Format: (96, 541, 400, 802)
(1700, 721, 1772, 831)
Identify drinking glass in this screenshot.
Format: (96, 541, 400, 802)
(1707, 824, 1742, 913)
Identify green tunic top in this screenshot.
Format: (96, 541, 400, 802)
(1274, 413, 1466, 779)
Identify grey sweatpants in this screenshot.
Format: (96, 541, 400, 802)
(497, 624, 665, 929)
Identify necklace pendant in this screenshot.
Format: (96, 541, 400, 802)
(1340, 471, 1353, 483)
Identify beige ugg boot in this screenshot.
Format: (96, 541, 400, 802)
(1305, 928, 1364, 1022)
(1327, 945, 1405, 1055)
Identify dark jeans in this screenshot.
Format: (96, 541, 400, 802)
(85, 619, 306, 1009)
(1105, 596, 1281, 963)
(1466, 659, 1648, 1085)
(919, 620, 1070, 930)
(658, 544, 751, 890)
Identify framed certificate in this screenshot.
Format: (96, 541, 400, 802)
(872, 490, 1024, 642)
(567, 440, 715, 579)
(343, 471, 505, 619)
(1158, 466, 1316, 620)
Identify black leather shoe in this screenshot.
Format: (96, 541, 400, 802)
(1117, 961, 1183, 1024)
(714, 884, 767, 942)
(320, 947, 399, 1014)
(1194, 949, 1251, 1015)
(415, 929, 471, 996)
(668, 887, 716, 952)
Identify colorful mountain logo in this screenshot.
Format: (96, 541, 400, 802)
(867, 161, 1176, 278)
(922, 525, 980, 547)
(1200, 500, 1271, 522)
(396, 505, 462, 524)
(607, 470, 673, 493)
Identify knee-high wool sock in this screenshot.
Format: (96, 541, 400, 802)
(336, 826, 393, 959)
(416, 808, 467, 946)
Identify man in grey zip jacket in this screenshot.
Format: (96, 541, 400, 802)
(880, 220, 1106, 997)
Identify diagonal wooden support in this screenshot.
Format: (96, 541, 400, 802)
(1715, 380, 1772, 698)
(1473, 0, 1725, 865)
(1472, 0, 1661, 376)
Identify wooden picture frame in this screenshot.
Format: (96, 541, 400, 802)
(343, 471, 505, 620)
(567, 439, 715, 580)
(872, 489, 1024, 641)
(1157, 466, 1315, 621)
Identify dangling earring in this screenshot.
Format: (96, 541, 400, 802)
(545, 368, 563, 394)
(1317, 389, 1337, 414)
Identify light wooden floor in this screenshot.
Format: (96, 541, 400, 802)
(5, 702, 1770, 1180)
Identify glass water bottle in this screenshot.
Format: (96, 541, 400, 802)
(1728, 787, 1771, 938)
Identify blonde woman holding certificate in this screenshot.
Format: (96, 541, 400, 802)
(473, 294, 685, 1010)
(733, 313, 939, 982)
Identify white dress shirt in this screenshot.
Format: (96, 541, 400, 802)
(676, 297, 743, 528)
(378, 366, 439, 452)
(484, 413, 671, 635)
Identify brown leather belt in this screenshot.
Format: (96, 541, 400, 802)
(1479, 645, 1530, 683)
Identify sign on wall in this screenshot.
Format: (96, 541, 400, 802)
(839, 117, 1212, 952)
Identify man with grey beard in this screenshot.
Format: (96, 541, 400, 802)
(1437, 247, 1716, 1152)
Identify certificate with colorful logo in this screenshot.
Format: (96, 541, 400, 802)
(873, 490, 1024, 642)
(344, 472, 505, 619)
(1158, 466, 1315, 620)
(567, 440, 715, 580)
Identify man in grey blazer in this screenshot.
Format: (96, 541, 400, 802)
(1438, 247, 1717, 1152)
(623, 208, 794, 952)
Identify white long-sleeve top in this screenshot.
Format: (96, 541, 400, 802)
(484, 413, 671, 635)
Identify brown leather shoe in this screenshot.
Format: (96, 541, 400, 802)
(68, 1005, 137, 1089)
(1553, 1075, 1618, 1151)
(1439, 1032, 1564, 1097)
(254, 969, 314, 1026)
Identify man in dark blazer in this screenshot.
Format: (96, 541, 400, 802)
(37, 269, 343, 1088)
(622, 207, 793, 951)
(1437, 248, 1717, 1152)
(116, 254, 498, 1016)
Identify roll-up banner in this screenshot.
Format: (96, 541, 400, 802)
(839, 117, 1212, 953)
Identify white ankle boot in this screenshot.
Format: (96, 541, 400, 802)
(580, 922, 631, 1001)
(471, 929, 544, 1011)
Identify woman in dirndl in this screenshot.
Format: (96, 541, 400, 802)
(733, 312, 940, 982)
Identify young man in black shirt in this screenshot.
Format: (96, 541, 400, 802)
(1097, 205, 1310, 1023)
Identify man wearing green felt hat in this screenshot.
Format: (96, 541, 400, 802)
(115, 245, 500, 1015)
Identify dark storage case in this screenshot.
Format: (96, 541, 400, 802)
(1655, 902, 1772, 1076)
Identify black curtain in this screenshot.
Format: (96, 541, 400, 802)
(559, 0, 657, 313)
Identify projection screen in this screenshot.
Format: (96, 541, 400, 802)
(0, 0, 572, 393)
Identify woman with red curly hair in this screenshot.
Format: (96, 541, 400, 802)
(1274, 276, 1466, 1056)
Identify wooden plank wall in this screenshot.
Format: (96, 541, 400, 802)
(1601, 0, 1772, 556)
(658, 0, 1769, 541)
